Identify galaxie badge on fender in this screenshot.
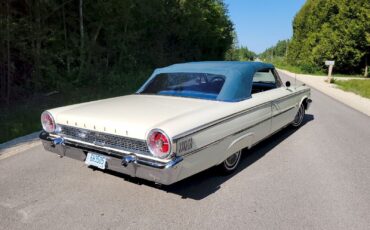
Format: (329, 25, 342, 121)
(177, 137, 193, 154)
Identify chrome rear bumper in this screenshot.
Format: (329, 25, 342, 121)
(39, 131, 183, 185)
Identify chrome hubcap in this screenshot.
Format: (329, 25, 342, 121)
(293, 105, 304, 126)
(224, 150, 241, 170)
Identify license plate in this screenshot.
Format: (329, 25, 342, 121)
(85, 152, 107, 170)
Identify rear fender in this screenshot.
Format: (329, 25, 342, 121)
(218, 132, 254, 164)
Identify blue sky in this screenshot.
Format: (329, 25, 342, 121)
(224, 0, 306, 54)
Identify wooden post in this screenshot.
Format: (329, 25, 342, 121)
(325, 60, 335, 83)
(328, 65, 333, 83)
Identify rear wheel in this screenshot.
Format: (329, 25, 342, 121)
(292, 104, 305, 127)
(219, 150, 242, 174)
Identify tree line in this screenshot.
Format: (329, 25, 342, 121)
(261, 0, 369, 75)
(0, 0, 234, 104)
(259, 40, 289, 61)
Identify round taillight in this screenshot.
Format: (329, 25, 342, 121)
(41, 111, 56, 133)
(147, 129, 172, 159)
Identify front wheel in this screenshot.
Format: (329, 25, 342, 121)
(219, 150, 242, 174)
(291, 104, 305, 127)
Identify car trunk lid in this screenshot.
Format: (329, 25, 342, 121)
(52, 94, 217, 140)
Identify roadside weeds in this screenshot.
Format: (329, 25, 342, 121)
(278, 69, 370, 117)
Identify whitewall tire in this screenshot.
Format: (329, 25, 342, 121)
(292, 104, 305, 127)
(219, 150, 242, 174)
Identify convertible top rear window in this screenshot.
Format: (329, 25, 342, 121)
(140, 72, 226, 100)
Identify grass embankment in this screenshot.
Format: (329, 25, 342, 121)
(270, 58, 369, 99)
(335, 79, 370, 99)
(0, 71, 149, 143)
(271, 59, 321, 75)
(271, 58, 365, 78)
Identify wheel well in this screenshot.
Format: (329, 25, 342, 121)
(302, 98, 308, 110)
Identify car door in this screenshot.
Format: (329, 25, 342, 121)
(251, 68, 297, 134)
(269, 69, 298, 132)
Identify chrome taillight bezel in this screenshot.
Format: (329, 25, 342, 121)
(41, 111, 56, 133)
(146, 129, 173, 159)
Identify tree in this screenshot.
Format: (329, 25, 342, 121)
(288, 0, 370, 74)
(0, 0, 234, 103)
(259, 40, 289, 61)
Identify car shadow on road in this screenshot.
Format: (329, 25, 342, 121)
(105, 114, 314, 200)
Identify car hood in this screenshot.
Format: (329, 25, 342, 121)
(49, 94, 219, 140)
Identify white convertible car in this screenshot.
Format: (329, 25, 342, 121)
(40, 61, 311, 185)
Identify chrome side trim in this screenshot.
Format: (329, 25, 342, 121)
(273, 89, 308, 102)
(272, 106, 296, 118)
(182, 138, 224, 158)
(180, 96, 304, 158)
(173, 102, 271, 141)
(181, 115, 271, 158)
(173, 89, 309, 141)
(249, 122, 292, 149)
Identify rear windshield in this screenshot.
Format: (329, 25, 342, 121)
(140, 72, 226, 100)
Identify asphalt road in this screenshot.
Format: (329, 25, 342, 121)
(1, 72, 370, 230)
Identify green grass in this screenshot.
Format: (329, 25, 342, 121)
(0, 71, 150, 143)
(270, 58, 365, 78)
(270, 58, 323, 75)
(335, 79, 370, 99)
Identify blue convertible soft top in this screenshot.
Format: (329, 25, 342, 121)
(138, 61, 275, 102)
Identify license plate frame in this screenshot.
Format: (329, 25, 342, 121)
(85, 152, 107, 170)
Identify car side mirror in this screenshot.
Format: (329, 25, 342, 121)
(285, 81, 291, 87)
